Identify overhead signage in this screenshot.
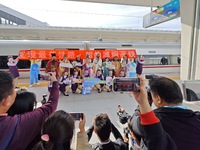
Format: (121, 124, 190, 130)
(143, 0, 180, 28)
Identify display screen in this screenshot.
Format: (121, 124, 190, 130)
(143, 0, 180, 28)
(113, 78, 140, 92)
(70, 113, 83, 121)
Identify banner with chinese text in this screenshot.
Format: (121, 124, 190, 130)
(18, 49, 137, 60)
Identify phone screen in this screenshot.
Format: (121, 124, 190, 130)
(70, 113, 83, 121)
(39, 73, 50, 81)
(113, 78, 140, 92)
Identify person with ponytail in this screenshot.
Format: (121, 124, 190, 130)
(33, 110, 91, 150)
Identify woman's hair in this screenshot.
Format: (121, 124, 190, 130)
(96, 69, 101, 73)
(7, 90, 37, 116)
(62, 69, 68, 76)
(73, 69, 78, 74)
(104, 57, 109, 61)
(33, 110, 74, 150)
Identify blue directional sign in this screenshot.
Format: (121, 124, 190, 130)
(143, 0, 180, 28)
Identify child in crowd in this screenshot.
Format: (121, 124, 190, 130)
(82, 69, 91, 95)
(119, 69, 126, 77)
(82, 55, 93, 77)
(82, 69, 90, 78)
(104, 69, 114, 92)
(59, 70, 71, 96)
(74, 65, 82, 77)
(71, 69, 82, 94)
(102, 57, 110, 79)
(94, 69, 104, 93)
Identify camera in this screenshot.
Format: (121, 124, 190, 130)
(145, 74, 159, 106)
(117, 105, 131, 124)
(123, 127, 130, 139)
(41, 94, 47, 105)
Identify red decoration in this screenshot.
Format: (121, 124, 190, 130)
(18, 49, 137, 60)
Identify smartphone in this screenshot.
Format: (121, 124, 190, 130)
(39, 73, 51, 80)
(113, 77, 140, 92)
(70, 112, 83, 121)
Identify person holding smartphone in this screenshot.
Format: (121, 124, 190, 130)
(0, 71, 59, 150)
(130, 77, 200, 150)
(33, 111, 91, 150)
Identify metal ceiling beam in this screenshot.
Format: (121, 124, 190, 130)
(64, 0, 171, 7)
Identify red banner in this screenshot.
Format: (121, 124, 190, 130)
(18, 49, 137, 60)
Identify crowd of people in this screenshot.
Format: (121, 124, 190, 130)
(2, 52, 200, 150)
(0, 70, 200, 150)
(43, 53, 145, 96)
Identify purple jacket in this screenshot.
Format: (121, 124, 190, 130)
(0, 81, 59, 150)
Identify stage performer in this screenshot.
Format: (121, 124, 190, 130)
(7, 55, 19, 87)
(83, 54, 93, 77)
(29, 59, 41, 87)
(136, 55, 145, 77)
(46, 53, 60, 78)
(127, 57, 136, 77)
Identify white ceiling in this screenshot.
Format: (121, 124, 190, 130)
(66, 0, 171, 7)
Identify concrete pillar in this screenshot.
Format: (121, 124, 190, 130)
(180, 0, 200, 80)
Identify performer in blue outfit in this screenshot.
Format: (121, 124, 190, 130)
(127, 57, 136, 77)
(30, 59, 41, 87)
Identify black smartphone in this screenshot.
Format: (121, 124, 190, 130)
(113, 77, 140, 92)
(70, 112, 83, 121)
(39, 73, 50, 80)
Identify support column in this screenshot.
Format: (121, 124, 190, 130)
(180, 0, 200, 80)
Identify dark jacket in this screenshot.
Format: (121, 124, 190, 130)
(131, 107, 200, 150)
(87, 124, 127, 150)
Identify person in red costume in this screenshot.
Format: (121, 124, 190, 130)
(46, 53, 60, 78)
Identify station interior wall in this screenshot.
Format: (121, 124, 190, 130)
(181, 0, 200, 80)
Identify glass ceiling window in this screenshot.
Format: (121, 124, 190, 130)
(0, 0, 181, 31)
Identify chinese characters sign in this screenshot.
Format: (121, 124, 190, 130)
(18, 49, 137, 60)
